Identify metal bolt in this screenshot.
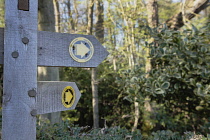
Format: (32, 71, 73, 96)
(22, 37, 29, 44)
(30, 109, 37, 116)
(11, 51, 19, 58)
(19, 25, 23, 29)
(28, 89, 36, 97)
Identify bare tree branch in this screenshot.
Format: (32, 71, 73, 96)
(165, 0, 209, 30)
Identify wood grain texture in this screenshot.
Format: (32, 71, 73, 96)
(36, 81, 81, 114)
(38, 31, 108, 67)
(0, 28, 3, 65)
(3, 0, 38, 139)
(0, 29, 109, 67)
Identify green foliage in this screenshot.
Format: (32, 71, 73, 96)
(149, 26, 209, 134)
(183, 132, 210, 140)
(150, 130, 182, 140)
(119, 65, 146, 103)
(146, 24, 210, 133)
(0, 0, 4, 27)
(37, 120, 142, 140)
(121, 24, 210, 135)
(60, 61, 134, 129)
(149, 130, 210, 140)
(97, 62, 134, 129)
(60, 67, 92, 126)
(36, 120, 210, 140)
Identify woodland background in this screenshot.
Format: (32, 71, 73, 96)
(0, 0, 210, 139)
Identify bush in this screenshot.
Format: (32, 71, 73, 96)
(36, 120, 142, 140)
(145, 24, 210, 134)
(36, 120, 210, 140)
(149, 130, 210, 140)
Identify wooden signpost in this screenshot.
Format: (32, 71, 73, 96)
(1, 0, 108, 139)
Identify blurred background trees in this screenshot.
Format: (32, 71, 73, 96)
(59, 0, 210, 136)
(0, 0, 209, 138)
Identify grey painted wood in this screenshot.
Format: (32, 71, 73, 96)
(3, 0, 38, 139)
(0, 29, 109, 67)
(36, 81, 81, 114)
(0, 28, 3, 65)
(38, 31, 109, 67)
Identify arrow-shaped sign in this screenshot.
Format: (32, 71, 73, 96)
(36, 81, 81, 115)
(0, 28, 109, 67)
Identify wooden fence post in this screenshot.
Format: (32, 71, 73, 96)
(2, 0, 38, 139)
(1, 1, 108, 139)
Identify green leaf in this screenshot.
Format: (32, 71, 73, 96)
(123, 96, 133, 102)
(161, 82, 170, 89)
(174, 83, 179, 89)
(190, 78, 196, 86)
(196, 83, 202, 88)
(192, 24, 198, 34)
(131, 77, 138, 82)
(155, 88, 165, 94)
(150, 48, 155, 56)
(159, 48, 164, 54)
(196, 106, 204, 111)
(128, 89, 135, 94)
(201, 46, 207, 53)
(173, 73, 181, 79)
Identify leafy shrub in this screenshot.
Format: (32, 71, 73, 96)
(36, 120, 142, 140)
(145, 24, 210, 134)
(36, 120, 210, 140)
(150, 130, 182, 140)
(122, 24, 210, 135)
(148, 130, 210, 140)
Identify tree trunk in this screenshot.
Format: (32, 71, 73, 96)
(92, 0, 104, 129)
(147, 0, 159, 28)
(66, 0, 75, 32)
(38, 0, 61, 124)
(86, 0, 100, 129)
(204, 5, 210, 24)
(73, 0, 79, 32)
(87, 0, 100, 129)
(95, 0, 104, 43)
(146, 0, 158, 74)
(87, 0, 94, 35)
(132, 98, 140, 132)
(142, 0, 159, 135)
(165, 0, 209, 30)
(53, 0, 60, 32)
(91, 68, 99, 128)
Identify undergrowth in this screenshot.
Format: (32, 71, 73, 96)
(36, 120, 210, 140)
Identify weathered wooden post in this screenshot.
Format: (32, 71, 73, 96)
(3, 0, 38, 139)
(1, 0, 108, 139)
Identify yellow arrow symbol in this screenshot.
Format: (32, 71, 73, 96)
(65, 90, 73, 105)
(75, 42, 90, 57)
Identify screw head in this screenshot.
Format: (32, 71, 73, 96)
(11, 51, 19, 58)
(31, 109, 37, 116)
(28, 89, 36, 97)
(22, 37, 29, 44)
(19, 25, 23, 29)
